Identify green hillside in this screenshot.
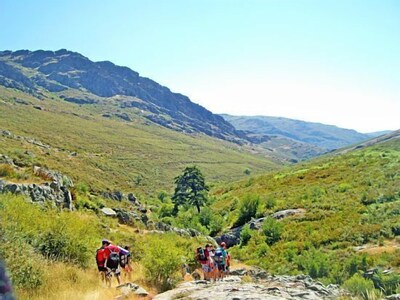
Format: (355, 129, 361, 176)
(0, 86, 280, 197)
(209, 134, 400, 288)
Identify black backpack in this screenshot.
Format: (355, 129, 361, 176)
(107, 251, 120, 269)
(196, 247, 206, 261)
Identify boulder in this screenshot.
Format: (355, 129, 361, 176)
(102, 190, 125, 201)
(127, 193, 137, 203)
(101, 207, 117, 217)
(0, 154, 15, 165)
(116, 282, 149, 297)
(272, 209, 306, 220)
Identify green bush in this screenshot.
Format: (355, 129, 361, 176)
(75, 197, 99, 211)
(141, 236, 182, 291)
(198, 207, 213, 228)
(240, 224, 252, 246)
(0, 235, 43, 290)
(75, 182, 89, 194)
(0, 195, 101, 268)
(343, 274, 377, 299)
(372, 272, 400, 295)
(262, 217, 283, 245)
(265, 196, 276, 209)
(234, 194, 260, 227)
(294, 248, 330, 279)
(209, 214, 224, 236)
(158, 202, 175, 218)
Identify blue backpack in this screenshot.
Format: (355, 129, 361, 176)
(214, 248, 224, 263)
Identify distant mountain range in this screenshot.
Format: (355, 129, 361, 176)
(221, 114, 390, 160)
(0, 49, 392, 162)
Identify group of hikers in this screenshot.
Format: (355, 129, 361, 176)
(95, 239, 132, 286)
(96, 239, 230, 286)
(196, 241, 231, 281)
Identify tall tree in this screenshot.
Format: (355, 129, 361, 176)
(172, 166, 209, 214)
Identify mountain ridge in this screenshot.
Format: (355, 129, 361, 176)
(0, 49, 243, 143)
(221, 114, 385, 151)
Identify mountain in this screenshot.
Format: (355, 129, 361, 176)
(221, 114, 374, 151)
(0, 49, 243, 143)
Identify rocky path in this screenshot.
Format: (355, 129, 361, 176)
(154, 269, 345, 300)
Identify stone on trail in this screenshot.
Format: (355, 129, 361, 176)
(116, 282, 149, 298)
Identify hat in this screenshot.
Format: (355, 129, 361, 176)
(102, 239, 110, 244)
(221, 242, 226, 246)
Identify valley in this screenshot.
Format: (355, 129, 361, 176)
(0, 49, 399, 300)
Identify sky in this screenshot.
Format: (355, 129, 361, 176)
(0, 0, 399, 133)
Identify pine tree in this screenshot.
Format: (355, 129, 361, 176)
(172, 166, 209, 214)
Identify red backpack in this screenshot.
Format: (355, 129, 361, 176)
(96, 248, 106, 267)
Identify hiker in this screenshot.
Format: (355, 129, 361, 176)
(102, 239, 122, 286)
(95, 241, 108, 283)
(119, 245, 132, 281)
(207, 244, 218, 281)
(213, 242, 228, 280)
(196, 244, 211, 280)
(223, 242, 231, 275)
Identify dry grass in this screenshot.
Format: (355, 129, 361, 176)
(17, 262, 156, 300)
(358, 240, 400, 255)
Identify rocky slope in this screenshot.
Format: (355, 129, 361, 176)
(154, 269, 345, 300)
(0, 49, 242, 142)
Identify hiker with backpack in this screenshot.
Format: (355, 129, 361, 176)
(95, 241, 108, 283)
(196, 244, 212, 280)
(102, 239, 122, 286)
(213, 242, 228, 280)
(224, 243, 231, 275)
(119, 245, 132, 281)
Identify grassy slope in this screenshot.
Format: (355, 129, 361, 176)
(0, 194, 205, 300)
(0, 86, 279, 197)
(211, 138, 400, 281)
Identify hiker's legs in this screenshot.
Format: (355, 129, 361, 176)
(201, 264, 209, 280)
(125, 264, 132, 281)
(115, 268, 121, 285)
(105, 271, 111, 287)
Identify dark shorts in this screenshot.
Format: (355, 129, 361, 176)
(98, 266, 107, 272)
(217, 263, 226, 271)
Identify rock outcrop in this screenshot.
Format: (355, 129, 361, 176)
(215, 209, 306, 247)
(0, 162, 74, 209)
(154, 269, 345, 300)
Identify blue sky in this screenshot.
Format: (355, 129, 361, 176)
(1, 0, 399, 132)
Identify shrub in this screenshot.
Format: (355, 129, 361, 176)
(209, 214, 224, 236)
(141, 236, 182, 291)
(0, 164, 16, 177)
(0, 195, 100, 268)
(240, 224, 252, 246)
(198, 207, 213, 228)
(75, 197, 99, 211)
(158, 202, 175, 218)
(235, 194, 260, 227)
(262, 217, 283, 245)
(372, 272, 400, 295)
(0, 236, 43, 290)
(343, 274, 376, 299)
(265, 196, 276, 209)
(75, 182, 89, 194)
